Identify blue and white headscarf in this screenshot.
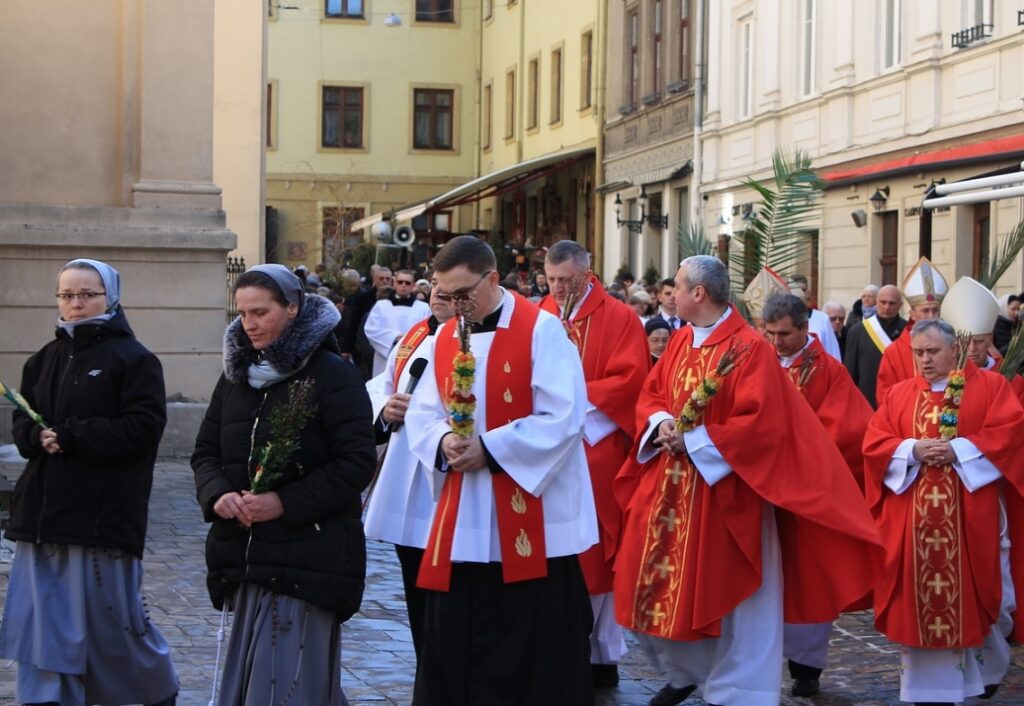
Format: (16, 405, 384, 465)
(56, 258, 122, 337)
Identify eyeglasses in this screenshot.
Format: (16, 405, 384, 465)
(56, 291, 106, 302)
(828, 315, 845, 322)
(395, 279, 415, 286)
(434, 270, 493, 303)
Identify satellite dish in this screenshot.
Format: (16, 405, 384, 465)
(393, 225, 416, 249)
(371, 221, 393, 243)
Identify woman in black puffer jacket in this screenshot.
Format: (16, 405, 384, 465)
(191, 264, 375, 706)
(0, 258, 178, 706)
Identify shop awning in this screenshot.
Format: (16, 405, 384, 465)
(596, 161, 693, 193)
(821, 134, 1024, 186)
(351, 145, 595, 231)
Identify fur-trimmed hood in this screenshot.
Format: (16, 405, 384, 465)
(223, 293, 341, 384)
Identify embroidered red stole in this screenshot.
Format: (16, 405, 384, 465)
(392, 318, 432, 388)
(630, 344, 718, 637)
(417, 297, 548, 591)
(910, 389, 967, 647)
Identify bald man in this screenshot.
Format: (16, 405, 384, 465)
(843, 284, 905, 408)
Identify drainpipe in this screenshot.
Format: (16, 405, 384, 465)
(593, 0, 609, 274)
(691, 0, 706, 231)
(473, 5, 483, 230)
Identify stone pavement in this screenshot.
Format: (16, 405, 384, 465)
(0, 459, 1021, 705)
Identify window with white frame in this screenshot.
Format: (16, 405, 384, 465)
(738, 17, 753, 118)
(964, 0, 993, 27)
(880, 0, 901, 71)
(799, 0, 816, 97)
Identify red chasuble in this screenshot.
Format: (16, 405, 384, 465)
(540, 277, 650, 594)
(418, 295, 548, 592)
(786, 336, 874, 490)
(614, 307, 882, 642)
(876, 324, 916, 406)
(863, 366, 1024, 648)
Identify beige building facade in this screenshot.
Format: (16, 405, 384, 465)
(0, 0, 267, 408)
(700, 0, 1024, 307)
(600, 0, 698, 283)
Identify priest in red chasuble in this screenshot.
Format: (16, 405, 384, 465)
(539, 240, 650, 688)
(404, 236, 598, 706)
(876, 257, 948, 405)
(613, 256, 881, 706)
(863, 314, 1024, 705)
(761, 292, 874, 699)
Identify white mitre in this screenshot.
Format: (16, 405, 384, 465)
(942, 276, 999, 336)
(901, 256, 949, 307)
(743, 267, 790, 320)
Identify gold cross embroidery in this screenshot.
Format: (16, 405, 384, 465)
(683, 368, 699, 391)
(926, 572, 951, 596)
(927, 616, 951, 638)
(665, 462, 685, 485)
(646, 602, 668, 627)
(653, 557, 675, 580)
(659, 509, 682, 532)
(924, 530, 949, 552)
(924, 487, 949, 508)
(925, 405, 941, 426)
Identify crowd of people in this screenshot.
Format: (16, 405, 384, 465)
(3, 241, 1024, 706)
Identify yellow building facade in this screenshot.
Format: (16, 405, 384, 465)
(269, 0, 606, 276)
(266, 0, 480, 273)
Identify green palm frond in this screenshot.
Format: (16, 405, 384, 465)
(729, 148, 824, 286)
(677, 222, 717, 258)
(980, 218, 1024, 289)
(1000, 323, 1024, 382)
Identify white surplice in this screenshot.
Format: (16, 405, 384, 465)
(363, 298, 430, 377)
(633, 308, 785, 706)
(404, 289, 598, 562)
(884, 377, 1014, 703)
(364, 329, 438, 549)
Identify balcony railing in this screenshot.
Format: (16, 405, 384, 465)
(951, 23, 993, 48)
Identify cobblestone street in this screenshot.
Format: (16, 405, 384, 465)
(0, 460, 1023, 705)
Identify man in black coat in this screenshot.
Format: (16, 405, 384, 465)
(843, 284, 905, 408)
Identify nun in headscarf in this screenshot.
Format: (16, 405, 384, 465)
(0, 258, 179, 706)
(192, 264, 375, 706)
(994, 293, 1021, 354)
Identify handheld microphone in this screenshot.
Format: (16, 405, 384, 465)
(393, 358, 428, 432)
(404, 358, 428, 395)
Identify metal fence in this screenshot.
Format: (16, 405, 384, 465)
(226, 256, 246, 321)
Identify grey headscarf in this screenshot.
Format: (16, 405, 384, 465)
(248, 264, 304, 311)
(56, 258, 122, 336)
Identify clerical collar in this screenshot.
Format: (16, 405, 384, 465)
(691, 307, 732, 348)
(778, 336, 813, 369)
(470, 300, 504, 333)
(392, 295, 415, 307)
(930, 377, 948, 392)
(985, 356, 997, 370)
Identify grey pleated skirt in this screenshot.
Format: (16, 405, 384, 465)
(0, 541, 178, 706)
(218, 582, 347, 706)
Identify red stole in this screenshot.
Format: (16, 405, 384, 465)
(392, 318, 432, 388)
(417, 296, 548, 592)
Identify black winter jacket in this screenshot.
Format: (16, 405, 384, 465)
(7, 309, 166, 558)
(191, 295, 376, 621)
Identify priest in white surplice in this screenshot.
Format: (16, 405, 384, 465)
(404, 235, 598, 706)
(363, 269, 430, 376)
(364, 279, 454, 660)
